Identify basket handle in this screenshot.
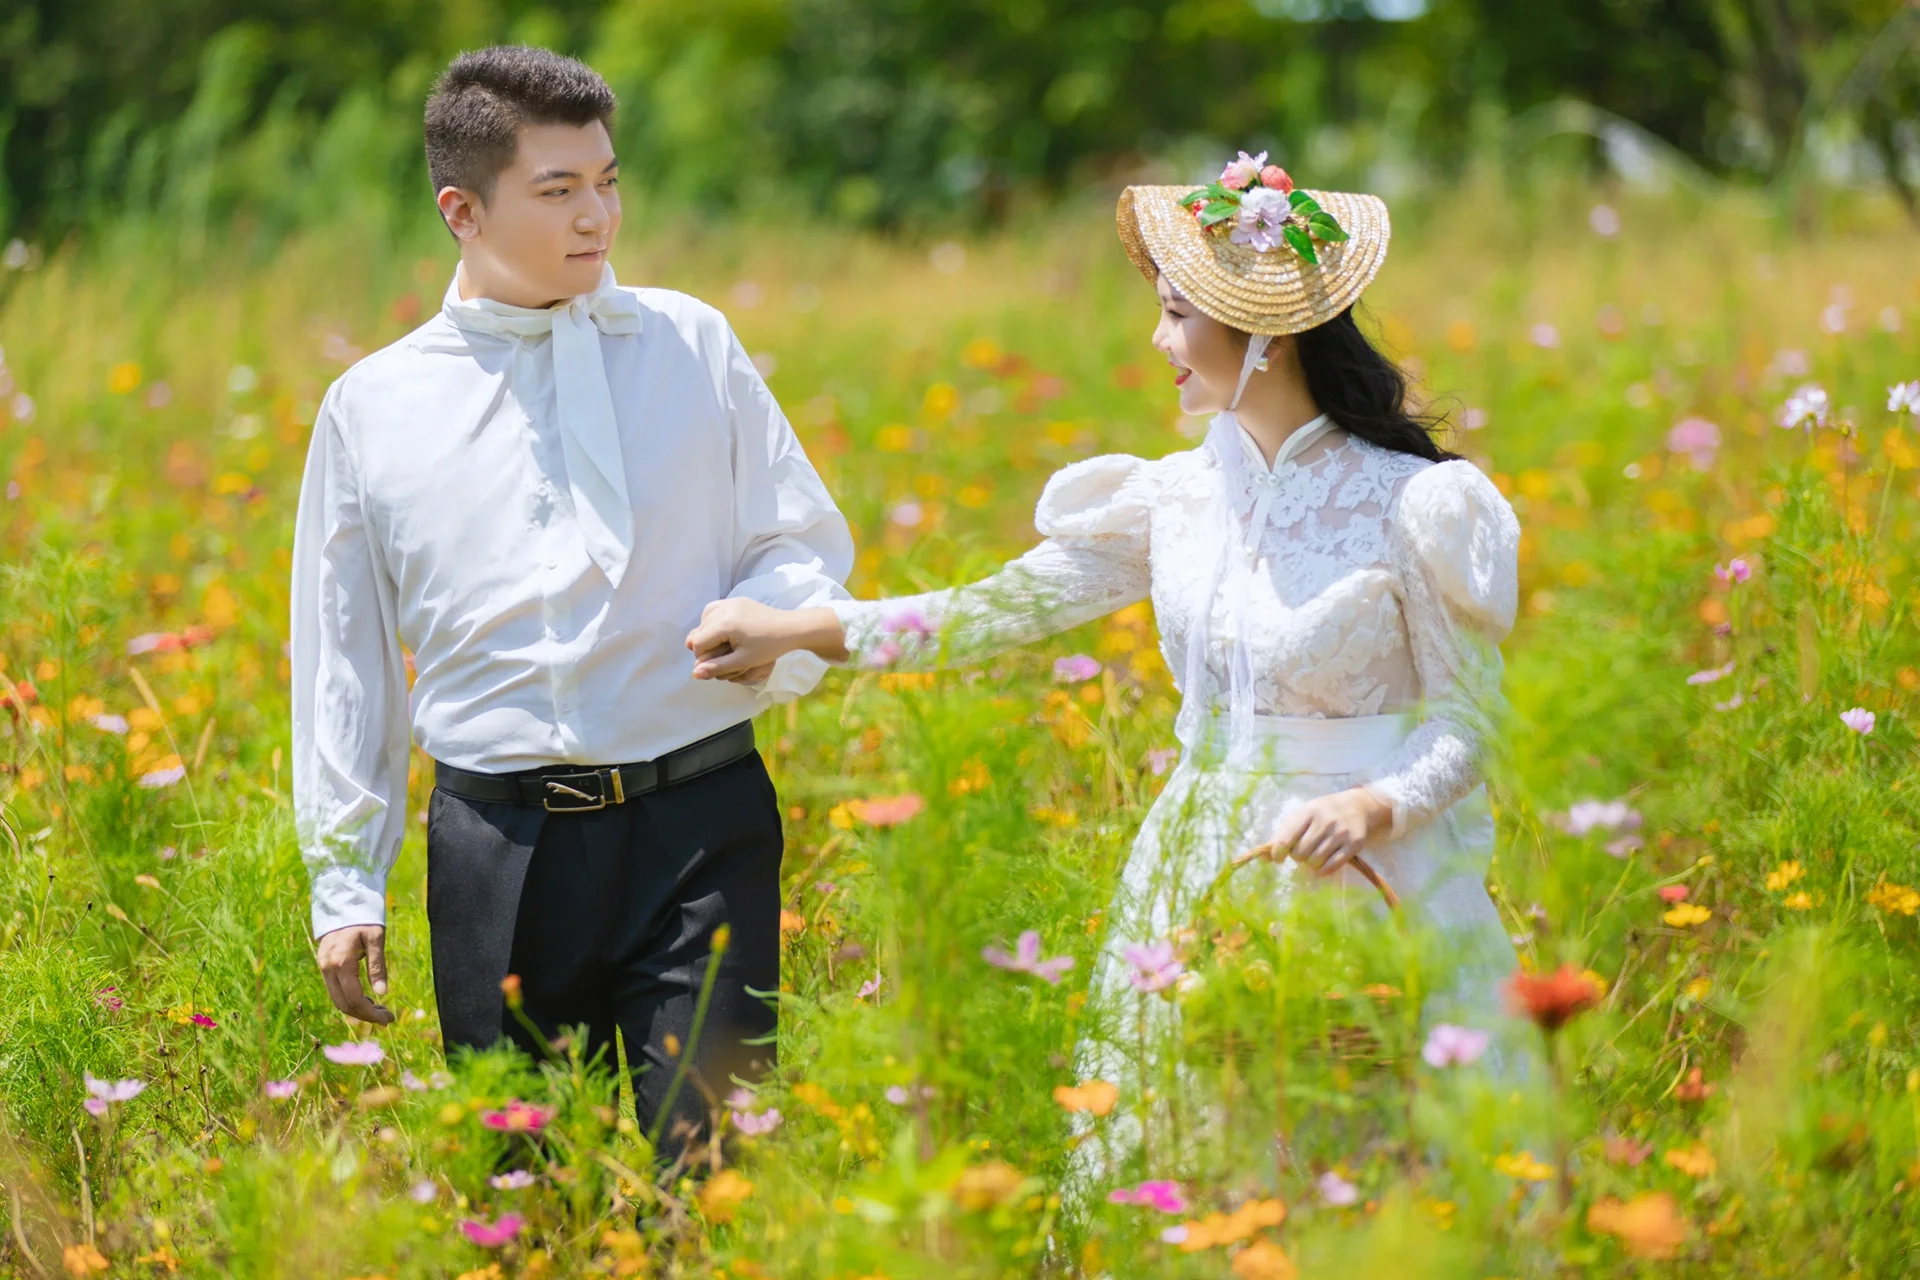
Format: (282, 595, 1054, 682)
(1231, 841, 1401, 912)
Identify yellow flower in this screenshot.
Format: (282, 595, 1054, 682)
(696, 1169, 754, 1223)
(1866, 881, 1920, 916)
(1663, 902, 1712, 928)
(828, 803, 854, 830)
(1783, 891, 1813, 911)
(1764, 860, 1805, 891)
(1493, 1150, 1555, 1182)
(107, 362, 142, 395)
(1663, 1143, 1716, 1178)
(875, 424, 914, 452)
(920, 383, 958, 420)
(952, 1161, 1025, 1211)
(1684, 977, 1712, 1001)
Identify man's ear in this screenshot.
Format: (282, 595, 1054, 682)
(437, 186, 482, 240)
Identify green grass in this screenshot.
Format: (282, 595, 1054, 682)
(2, 185, 1919, 1277)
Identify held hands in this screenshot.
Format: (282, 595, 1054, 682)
(1264, 785, 1395, 878)
(316, 923, 395, 1025)
(685, 600, 848, 683)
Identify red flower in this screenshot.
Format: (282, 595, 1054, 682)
(1504, 964, 1602, 1033)
(3, 680, 35, 719)
(1673, 1067, 1716, 1102)
(1260, 166, 1294, 193)
(1658, 884, 1689, 903)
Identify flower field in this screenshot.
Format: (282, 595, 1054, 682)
(2, 188, 1918, 1277)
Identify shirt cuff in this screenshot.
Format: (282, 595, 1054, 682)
(311, 865, 389, 938)
(747, 647, 831, 702)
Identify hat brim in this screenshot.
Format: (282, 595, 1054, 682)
(1116, 186, 1390, 336)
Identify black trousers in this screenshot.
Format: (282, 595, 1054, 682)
(425, 748, 783, 1154)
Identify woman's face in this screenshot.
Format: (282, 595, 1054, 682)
(1152, 272, 1263, 416)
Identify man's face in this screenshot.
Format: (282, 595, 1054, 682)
(440, 120, 621, 308)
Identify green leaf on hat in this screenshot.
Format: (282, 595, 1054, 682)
(1308, 212, 1349, 242)
(1283, 224, 1319, 264)
(1199, 201, 1239, 227)
(1287, 190, 1321, 216)
(1178, 188, 1211, 207)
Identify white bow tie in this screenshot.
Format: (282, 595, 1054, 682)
(440, 264, 642, 588)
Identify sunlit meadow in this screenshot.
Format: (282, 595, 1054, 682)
(2, 182, 1918, 1277)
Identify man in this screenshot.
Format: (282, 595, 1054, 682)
(290, 45, 852, 1150)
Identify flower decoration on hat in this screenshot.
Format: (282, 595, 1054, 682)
(1179, 151, 1349, 264)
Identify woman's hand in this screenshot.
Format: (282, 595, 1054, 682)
(1268, 785, 1395, 878)
(685, 600, 849, 684)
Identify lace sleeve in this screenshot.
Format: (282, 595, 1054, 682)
(1364, 460, 1521, 837)
(832, 455, 1154, 669)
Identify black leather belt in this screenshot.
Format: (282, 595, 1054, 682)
(433, 722, 756, 813)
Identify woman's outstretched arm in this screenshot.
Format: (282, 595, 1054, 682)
(688, 454, 1159, 680)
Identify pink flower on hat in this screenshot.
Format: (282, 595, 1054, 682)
(1219, 150, 1268, 192)
(1259, 165, 1294, 193)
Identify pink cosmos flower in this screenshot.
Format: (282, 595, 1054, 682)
(322, 1040, 384, 1066)
(884, 1084, 936, 1105)
(1779, 383, 1830, 431)
(83, 1073, 146, 1117)
(732, 1107, 783, 1136)
(1107, 1180, 1187, 1213)
(1219, 150, 1268, 191)
(1666, 416, 1721, 469)
(1420, 1024, 1489, 1068)
(459, 1213, 524, 1248)
(1658, 884, 1690, 903)
(190, 1013, 218, 1028)
(94, 987, 124, 1012)
(1122, 941, 1185, 994)
(857, 973, 884, 1000)
(1160, 1225, 1189, 1245)
(1888, 381, 1920, 415)
(139, 765, 186, 789)
(1529, 323, 1562, 350)
(90, 713, 129, 734)
(1317, 1170, 1361, 1206)
(409, 1179, 439, 1204)
(479, 1100, 555, 1133)
(1714, 558, 1751, 586)
(982, 930, 1075, 984)
(1687, 661, 1735, 686)
(488, 1170, 536, 1190)
(1053, 654, 1101, 683)
(263, 1079, 299, 1099)
(1145, 747, 1179, 777)
(881, 606, 931, 636)
(1559, 799, 1642, 837)
(1841, 707, 1876, 735)
(401, 1070, 429, 1091)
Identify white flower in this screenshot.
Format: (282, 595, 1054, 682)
(1888, 381, 1920, 415)
(1778, 383, 1829, 431)
(1231, 186, 1294, 253)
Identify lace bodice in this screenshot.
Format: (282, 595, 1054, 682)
(832, 424, 1521, 837)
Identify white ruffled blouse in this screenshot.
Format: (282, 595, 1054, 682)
(832, 418, 1521, 839)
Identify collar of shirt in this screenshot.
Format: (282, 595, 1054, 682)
(439, 263, 645, 588)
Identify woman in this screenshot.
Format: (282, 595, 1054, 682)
(688, 158, 1523, 1164)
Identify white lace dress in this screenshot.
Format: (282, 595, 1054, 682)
(831, 414, 1522, 1166)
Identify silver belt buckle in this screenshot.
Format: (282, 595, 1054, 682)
(541, 770, 618, 812)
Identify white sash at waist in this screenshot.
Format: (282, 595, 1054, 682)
(1197, 712, 1411, 776)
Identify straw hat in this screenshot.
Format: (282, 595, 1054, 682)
(1117, 184, 1390, 336)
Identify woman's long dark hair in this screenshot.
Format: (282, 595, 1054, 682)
(1291, 306, 1459, 462)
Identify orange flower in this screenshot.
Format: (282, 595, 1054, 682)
(1171, 1199, 1285, 1251)
(1663, 1143, 1716, 1178)
(1231, 1240, 1298, 1280)
(1504, 963, 1602, 1032)
(63, 1244, 109, 1276)
(696, 1168, 754, 1223)
(845, 794, 925, 827)
(952, 1161, 1026, 1211)
(1587, 1192, 1688, 1258)
(1052, 1079, 1118, 1116)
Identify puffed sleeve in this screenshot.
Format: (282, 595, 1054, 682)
(831, 454, 1156, 669)
(1363, 460, 1521, 837)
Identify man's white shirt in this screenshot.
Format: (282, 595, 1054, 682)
(290, 267, 853, 938)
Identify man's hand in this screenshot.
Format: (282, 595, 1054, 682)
(1269, 786, 1394, 878)
(686, 600, 847, 683)
(316, 923, 396, 1025)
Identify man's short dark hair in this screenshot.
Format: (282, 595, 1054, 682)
(424, 46, 616, 202)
